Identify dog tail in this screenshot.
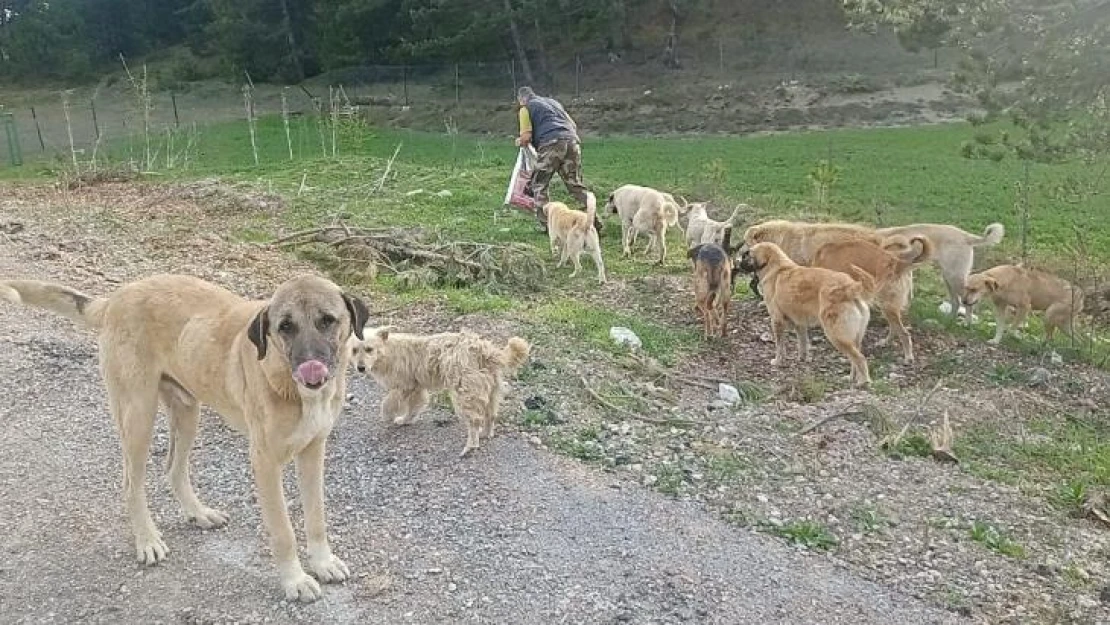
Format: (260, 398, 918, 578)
(887, 234, 933, 265)
(579, 191, 597, 234)
(0, 280, 108, 329)
(500, 337, 531, 375)
(844, 265, 878, 300)
(970, 223, 1005, 247)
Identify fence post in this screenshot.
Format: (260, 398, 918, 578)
(171, 92, 180, 128)
(719, 38, 725, 77)
(510, 58, 517, 96)
(575, 54, 581, 98)
(30, 107, 45, 151)
(403, 64, 409, 107)
(455, 63, 460, 105)
(90, 99, 100, 140)
(2, 113, 23, 166)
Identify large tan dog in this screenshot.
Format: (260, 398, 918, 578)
(0, 274, 369, 602)
(811, 235, 933, 363)
(606, 184, 685, 264)
(743, 219, 882, 265)
(877, 222, 1004, 318)
(349, 326, 531, 456)
(961, 264, 1083, 344)
(738, 242, 875, 387)
(543, 191, 606, 283)
(687, 243, 733, 339)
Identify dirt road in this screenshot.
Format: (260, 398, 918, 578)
(0, 225, 960, 624)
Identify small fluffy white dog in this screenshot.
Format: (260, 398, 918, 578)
(685, 203, 742, 249)
(606, 184, 686, 264)
(349, 326, 531, 456)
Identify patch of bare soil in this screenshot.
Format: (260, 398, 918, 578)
(367, 79, 973, 136)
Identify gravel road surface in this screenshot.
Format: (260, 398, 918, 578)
(0, 247, 961, 625)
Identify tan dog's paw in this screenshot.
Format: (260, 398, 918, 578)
(283, 572, 323, 602)
(135, 533, 169, 565)
(309, 553, 351, 584)
(189, 506, 229, 530)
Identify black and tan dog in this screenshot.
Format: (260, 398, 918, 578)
(739, 242, 875, 387)
(0, 274, 369, 603)
(688, 243, 733, 338)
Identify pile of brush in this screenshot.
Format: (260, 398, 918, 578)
(273, 225, 546, 291)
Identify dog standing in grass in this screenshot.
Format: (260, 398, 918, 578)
(349, 327, 531, 456)
(688, 243, 733, 339)
(543, 191, 606, 283)
(739, 242, 876, 387)
(961, 264, 1084, 344)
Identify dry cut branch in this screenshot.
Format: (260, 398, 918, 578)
(272, 225, 546, 291)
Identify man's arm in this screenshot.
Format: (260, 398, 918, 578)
(516, 106, 533, 147)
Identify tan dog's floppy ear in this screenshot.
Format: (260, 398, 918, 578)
(343, 293, 370, 340)
(247, 307, 270, 360)
(985, 276, 1000, 292)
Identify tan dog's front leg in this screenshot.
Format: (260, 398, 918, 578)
(251, 448, 320, 602)
(295, 437, 350, 586)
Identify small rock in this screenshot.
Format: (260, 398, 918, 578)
(1050, 351, 1064, 365)
(718, 383, 741, 405)
(1028, 367, 1051, 386)
(609, 327, 642, 350)
(1099, 585, 1110, 604)
(435, 190, 453, 198)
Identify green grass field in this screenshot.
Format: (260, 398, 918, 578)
(9, 115, 1108, 265)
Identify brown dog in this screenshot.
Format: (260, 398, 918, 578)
(739, 242, 875, 387)
(811, 234, 933, 363)
(349, 326, 531, 456)
(0, 274, 369, 603)
(961, 264, 1083, 344)
(688, 243, 733, 338)
(543, 191, 606, 283)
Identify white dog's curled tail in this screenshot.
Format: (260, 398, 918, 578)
(581, 191, 597, 233)
(972, 223, 1005, 247)
(0, 279, 108, 329)
(501, 337, 531, 374)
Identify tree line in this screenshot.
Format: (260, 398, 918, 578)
(0, 0, 728, 83)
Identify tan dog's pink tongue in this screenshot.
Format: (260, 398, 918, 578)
(296, 360, 329, 386)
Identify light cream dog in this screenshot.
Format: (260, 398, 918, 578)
(543, 191, 606, 283)
(606, 184, 686, 264)
(743, 219, 882, 265)
(739, 242, 876, 387)
(349, 326, 531, 456)
(877, 222, 1004, 318)
(0, 274, 369, 603)
(685, 203, 742, 249)
(961, 264, 1083, 344)
(811, 235, 933, 363)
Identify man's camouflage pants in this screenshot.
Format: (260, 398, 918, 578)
(529, 139, 590, 227)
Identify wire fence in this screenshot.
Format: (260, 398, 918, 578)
(0, 34, 949, 167)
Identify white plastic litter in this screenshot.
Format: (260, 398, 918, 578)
(718, 383, 741, 405)
(609, 327, 642, 350)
